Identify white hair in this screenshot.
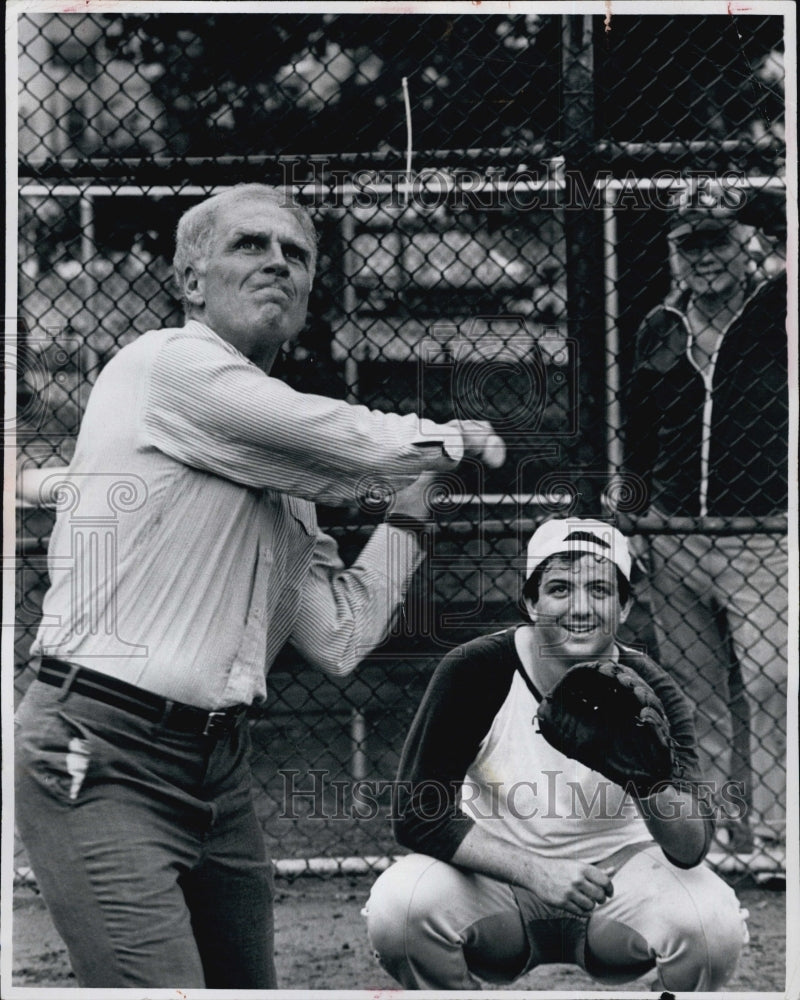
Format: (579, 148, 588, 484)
(172, 184, 318, 306)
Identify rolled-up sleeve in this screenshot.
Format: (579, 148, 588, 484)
(289, 523, 426, 675)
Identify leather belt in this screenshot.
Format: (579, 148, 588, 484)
(37, 658, 248, 738)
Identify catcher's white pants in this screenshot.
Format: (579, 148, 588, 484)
(365, 845, 748, 991)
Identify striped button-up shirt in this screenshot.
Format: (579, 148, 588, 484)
(33, 321, 463, 709)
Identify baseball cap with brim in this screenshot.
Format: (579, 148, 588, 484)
(667, 183, 740, 241)
(669, 212, 737, 241)
(524, 518, 632, 587)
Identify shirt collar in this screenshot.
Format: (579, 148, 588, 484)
(183, 319, 257, 367)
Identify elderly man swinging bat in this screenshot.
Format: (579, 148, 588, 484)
(15, 183, 506, 989)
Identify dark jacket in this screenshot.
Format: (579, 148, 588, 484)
(625, 273, 788, 518)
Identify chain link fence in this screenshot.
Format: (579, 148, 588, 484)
(12, 11, 789, 881)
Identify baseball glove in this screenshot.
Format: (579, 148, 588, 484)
(535, 660, 675, 798)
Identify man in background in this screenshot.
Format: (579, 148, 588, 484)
(624, 182, 788, 858)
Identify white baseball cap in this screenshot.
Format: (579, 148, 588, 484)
(524, 517, 632, 585)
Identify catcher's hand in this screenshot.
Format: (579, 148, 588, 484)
(535, 660, 675, 798)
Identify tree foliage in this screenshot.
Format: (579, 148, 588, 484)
(102, 13, 561, 156)
(98, 13, 784, 159)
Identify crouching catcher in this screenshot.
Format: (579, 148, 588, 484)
(365, 518, 748, 991)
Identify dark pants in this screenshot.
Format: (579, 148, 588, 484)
(15, 680, 276, 988)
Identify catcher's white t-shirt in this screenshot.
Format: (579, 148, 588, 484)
(395, 626, 705, 867)
(462, 665, 650, 862)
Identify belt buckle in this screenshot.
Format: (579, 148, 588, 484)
(202, 710, 230, 737)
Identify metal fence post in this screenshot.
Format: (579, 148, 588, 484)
(561, 14, 606, 503)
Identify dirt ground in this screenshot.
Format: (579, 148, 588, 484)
(9, 874, 786, 992)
